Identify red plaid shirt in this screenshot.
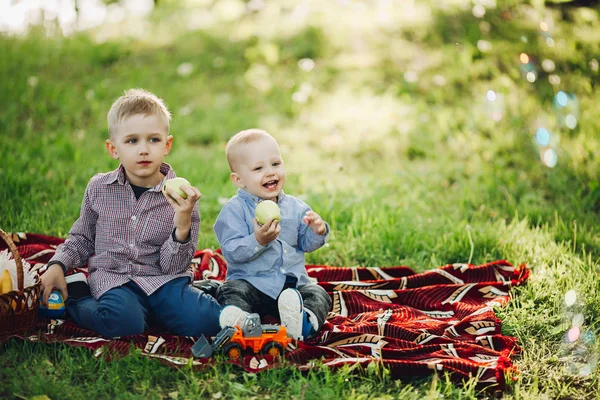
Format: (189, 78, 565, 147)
(49, 163, 200, 299)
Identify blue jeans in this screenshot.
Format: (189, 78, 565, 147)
(66, 277, 222, 338)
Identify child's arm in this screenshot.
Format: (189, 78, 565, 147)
(161, 183, 201, 275)
(43, 183, 99, 303)
(214, 201, 274, 263)
(298, 208, 330, 253)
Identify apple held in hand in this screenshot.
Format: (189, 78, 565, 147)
(255, 200, 281, 225)
(162, 177, 191, 199)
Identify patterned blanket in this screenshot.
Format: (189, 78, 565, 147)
(2, 233, 529, 391)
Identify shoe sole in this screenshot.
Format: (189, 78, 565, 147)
(219, 305, 248, 329)
(278, 288, 304, 340)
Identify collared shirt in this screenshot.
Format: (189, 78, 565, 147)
(214, 188, 329, 299)
(49, 163, 200, 299)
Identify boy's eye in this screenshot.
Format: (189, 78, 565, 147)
(253, 167, 262, 171)
(127, 139, 137, 144)
(150, 138, 160, 143)
(273, 162, 281, 166)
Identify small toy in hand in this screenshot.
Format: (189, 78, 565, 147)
(39, 291, 65, 319)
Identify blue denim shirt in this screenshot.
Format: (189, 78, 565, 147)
(214, 188, 329, 299)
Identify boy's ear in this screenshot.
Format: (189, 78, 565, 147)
(164, 135, 173, 155)
(230, 172, 245, 189)
(106, 139, 119, 160)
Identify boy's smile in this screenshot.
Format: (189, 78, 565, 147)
(230, 137, 286, 201)
(105, 114, 173, 188)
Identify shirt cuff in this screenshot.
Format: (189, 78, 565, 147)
(47, 260, 68, 274)
(172, 228, 191, 244)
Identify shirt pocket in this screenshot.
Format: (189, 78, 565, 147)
(139, 216, 174, 246)
(278, 218, 298, 246)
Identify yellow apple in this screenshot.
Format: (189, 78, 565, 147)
(255, 200, 281, 225)
(162, 177, 191, 199)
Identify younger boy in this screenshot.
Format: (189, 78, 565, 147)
(214, 129, 332, 340)
(41, 88, 225, 338)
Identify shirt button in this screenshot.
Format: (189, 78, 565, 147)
(129, 243, 134, 248)
(284, 249, 287, 254)
(254, 247, 259, 251)
(127, 274, 133, 279)
(131, 216, 137, 221)
(280, 268, 285, 273)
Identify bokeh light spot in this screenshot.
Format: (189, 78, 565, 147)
(526, 72, 536, 82)
(549, 74, 561, 85)
(177, 62, 193, 77)
(546, 37, 555, 47)
(540, 21, 549, 31)
(541, 148, 557, 168)
(472, 5, 486, 18)
(298, 58, 315, 72)
(536, 128, 550, 146)
(573, 313, 584, 328)
(565, 114, 577, 129)
(565, 290, 577, 306)
(520, 53, 529, 64)
(542, 59, 555, 72)
(486, 90, 496, 102)
(556, 91, 568, 107)
(477, 40, 492, 52)
(568, 326, 581, 343)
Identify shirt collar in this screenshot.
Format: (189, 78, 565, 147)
(237, 188, 286, 206)
(104, 163, 175, 191)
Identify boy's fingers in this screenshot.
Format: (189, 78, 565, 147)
(191, 187, 202, 199)
(58, 284, 69, 301)
(41, 286, 51, 306)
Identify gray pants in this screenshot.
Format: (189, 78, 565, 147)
(215, 279, 332, 328)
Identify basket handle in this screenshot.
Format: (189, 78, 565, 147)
(0, 229, 24, 291)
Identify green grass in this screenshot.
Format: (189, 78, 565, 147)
(2, 1, 600, 398)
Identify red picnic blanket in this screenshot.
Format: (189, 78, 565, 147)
(2, 233, 529, 391)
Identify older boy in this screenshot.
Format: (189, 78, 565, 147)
(40, 88, 225, 338)
(214, 129, 332, 340)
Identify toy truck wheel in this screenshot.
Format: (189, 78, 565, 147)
(261, 341, 284, 358)
(223, 342, 244, 360)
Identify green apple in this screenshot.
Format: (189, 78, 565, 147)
(162, 177, 191, 199)
(255, 200, 281, 225)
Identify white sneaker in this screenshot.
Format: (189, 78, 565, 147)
(219, 305, 249, 329)
(278, 288, 305, 340)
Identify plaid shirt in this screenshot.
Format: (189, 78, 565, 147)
(49, 163, 200, 299)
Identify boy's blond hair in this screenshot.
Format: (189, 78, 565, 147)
(107, 88, 172, 137)
(226, 129, 277, 171)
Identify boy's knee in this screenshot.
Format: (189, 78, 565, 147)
(215, 280, 254, 311)
(96, 308, 145, 338)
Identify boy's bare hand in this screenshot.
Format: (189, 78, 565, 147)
(163, 184, 202, 241)
(302, 211, 327, 235)
(254, 218, 281, 246)
(40, 264, 68, 307)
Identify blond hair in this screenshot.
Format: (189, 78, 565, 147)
(226, 128, 277, 171)
(107, 88, 171, 137)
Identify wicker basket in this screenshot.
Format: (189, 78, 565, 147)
(0, 229, 41, 340)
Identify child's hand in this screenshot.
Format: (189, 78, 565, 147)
(254, 218, 281, 246)
(163, 184, 202, 241)
(41, 264, 68, 307)
(303, 211, 327, 236)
